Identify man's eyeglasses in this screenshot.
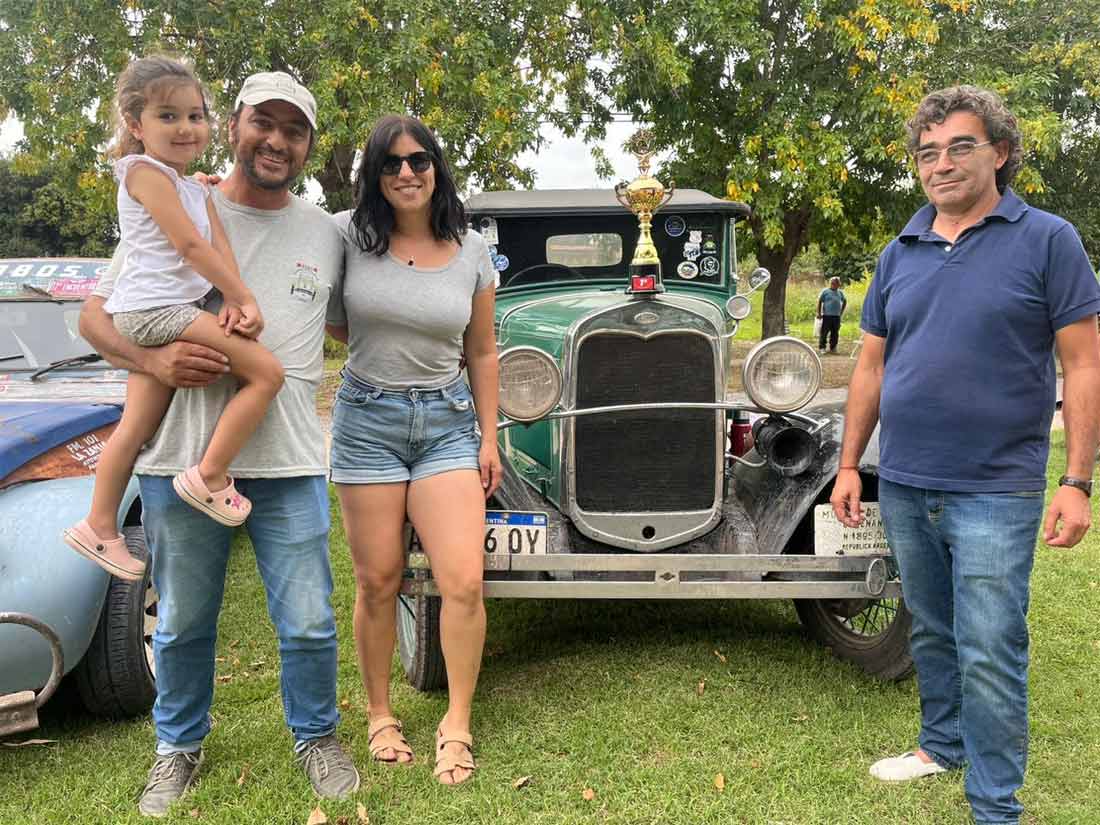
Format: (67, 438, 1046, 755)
(914, 140, 992, 168)
(381, 152, 433, 175)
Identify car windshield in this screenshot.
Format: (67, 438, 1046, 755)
(0, 299, 105, 371)
(481, 213, 729, 288)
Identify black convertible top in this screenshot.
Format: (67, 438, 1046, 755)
(466, 188, 751, 219)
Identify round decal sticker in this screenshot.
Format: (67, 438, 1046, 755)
(664, 215, 686, 237)
(493, 254, 510, 272)
(677, 261, 699, 280)
(702, 234, 718, 255)
(700, 256, 720, 277)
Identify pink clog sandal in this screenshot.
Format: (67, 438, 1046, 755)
(172, 466, 252, 526)
(62, 519, 145, 581)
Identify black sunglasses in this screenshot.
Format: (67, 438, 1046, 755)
(380, 151, 433, 175)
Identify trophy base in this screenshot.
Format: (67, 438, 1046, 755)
(626, 263, 664, 295)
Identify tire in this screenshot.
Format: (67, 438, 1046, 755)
(795, 595, 913, 680)
(74, 525, 158, 716)
(396, 570, 446, 692)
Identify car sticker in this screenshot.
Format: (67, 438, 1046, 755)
(688, 230, 703, 243)
(683, 242, 701, 261)
(478, 217, 499, 245)
(702, 234, 718, 255)
(677, 261, 699, 279)
(700, 256, 720, 276)
(663, 215, 686, 237)
(493, 254, 510, 272)
(487, 245, 497, 257)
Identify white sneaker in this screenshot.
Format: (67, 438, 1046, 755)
(869, 751, 948, 782)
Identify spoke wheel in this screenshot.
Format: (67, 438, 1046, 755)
(795, 595, 913, 681)
(396, 570, 446, 692)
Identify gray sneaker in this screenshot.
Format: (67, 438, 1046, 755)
(296, 734, 361, 799)
(138, 750, 203, 818)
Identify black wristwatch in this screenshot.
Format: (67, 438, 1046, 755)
(1058, 475, 1093, 497)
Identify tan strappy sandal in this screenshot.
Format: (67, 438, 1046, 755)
(434, 727, 476, 785)
(367, 716, 414, 764)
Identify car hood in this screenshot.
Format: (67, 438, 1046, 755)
(0, 401, 121, 479)
(495, 287, 726, 359)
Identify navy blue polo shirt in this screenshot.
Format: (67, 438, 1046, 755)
(862, 188, 1100, 492)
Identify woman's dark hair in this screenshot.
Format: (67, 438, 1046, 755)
(350, 114, 466, 254)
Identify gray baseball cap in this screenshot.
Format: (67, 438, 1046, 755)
(234, 71, 317, 130)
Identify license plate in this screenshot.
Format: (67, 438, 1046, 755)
(813, 502, 889, 556)
(484, 510, 547, 555)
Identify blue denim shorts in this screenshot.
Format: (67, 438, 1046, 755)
(330, 370, 481, 484)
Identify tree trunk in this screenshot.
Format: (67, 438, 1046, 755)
(315, 144, 357, 213)
(751, 205, 812, 339)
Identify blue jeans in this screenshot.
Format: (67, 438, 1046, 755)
(139, 474, 339, 754)
(879, 479, 1044, 825)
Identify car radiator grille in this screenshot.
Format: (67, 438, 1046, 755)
(574, 332, 717, 512)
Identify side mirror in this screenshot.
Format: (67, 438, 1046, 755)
(723, 267, 771, 325)
(747, 266, 771, 291)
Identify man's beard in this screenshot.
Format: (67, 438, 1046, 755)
(239, 147, 300, 191)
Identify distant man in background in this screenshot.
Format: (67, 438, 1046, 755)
(831, 85, 1100, 825)
(816, 276, 846, 354)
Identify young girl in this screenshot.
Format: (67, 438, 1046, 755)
(63, 56, 284, 581)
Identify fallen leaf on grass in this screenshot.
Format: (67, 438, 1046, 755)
(1, 739, 57, 747)
(357, 802, 369, 823)
(216, 675, 233, 684)
(696, 679, 706, 696)
(750, 759, 762, 769)
(1093, 640, 1100, 651)
(336, 818, 350, 825)
(714, 773, 725, 792)
(791, 714, 809, 723)
(237, 764, 250, 787)
(307, 807, 328, 825)
(250, 660, 266, 668)
(339, 698, 351, 710)
(229, 639, 240, 648)
(582, 788, 596, 801)
(713, 650, 727, 663)
(513, 775, 532, 789)
(215, 656, 227, 663)
(188, 810, 200, 819)
(233, 658, 241, 667)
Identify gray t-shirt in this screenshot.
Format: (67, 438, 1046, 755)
(327, 212, 494, 389)
(94, 189, 344, 477)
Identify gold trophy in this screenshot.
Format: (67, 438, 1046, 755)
(615, 129, 674, 294)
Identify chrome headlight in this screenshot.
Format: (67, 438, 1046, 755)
(741, 336, 822, 413)
(497, 346, 563, 422)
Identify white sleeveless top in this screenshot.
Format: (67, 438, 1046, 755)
(103, 154, 213, 314)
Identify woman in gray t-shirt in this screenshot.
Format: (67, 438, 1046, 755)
(326, 114, 499, 786)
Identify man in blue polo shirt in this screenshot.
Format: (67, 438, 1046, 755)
(831, 86, 1100, 825)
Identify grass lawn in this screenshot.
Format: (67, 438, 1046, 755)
(3, 446, 1098, 824)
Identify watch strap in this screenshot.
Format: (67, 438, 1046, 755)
(1058, 475, 1093, 497)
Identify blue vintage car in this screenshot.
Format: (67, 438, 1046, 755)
(0, 258, 155, 734)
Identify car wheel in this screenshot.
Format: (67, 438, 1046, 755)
(794, 595, 913, 681)
(396, 570, 446, 692)
(74, 525, 158, 716)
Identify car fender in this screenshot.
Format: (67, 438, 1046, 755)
(731, 402, 880, 555)
(0, 474, 141, 695)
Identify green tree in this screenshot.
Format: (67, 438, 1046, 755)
(0, 155, 117, 257)
(0, 0, 595, 212)
(579, 0, 1100, 336)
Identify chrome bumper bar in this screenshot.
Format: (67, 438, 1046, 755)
(402, 552, 899, 600)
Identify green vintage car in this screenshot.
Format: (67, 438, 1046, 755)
(396, 188, 911, 688)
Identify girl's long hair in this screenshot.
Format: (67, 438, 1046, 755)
(350, 114, 466, 255)
(109, 55, 210, 160)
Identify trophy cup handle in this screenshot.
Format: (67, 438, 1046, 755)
(661, 180, 676, 208)
(614, 181, 632, 210)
